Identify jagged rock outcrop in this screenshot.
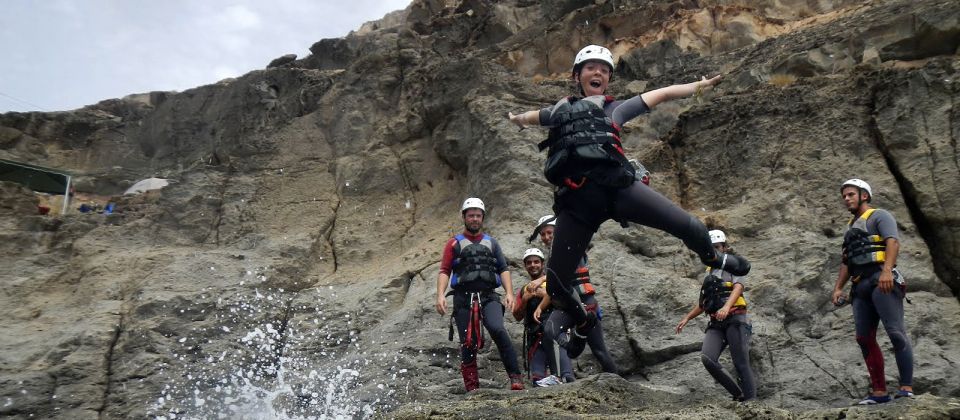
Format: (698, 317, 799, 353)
(1, 0, 959, 418)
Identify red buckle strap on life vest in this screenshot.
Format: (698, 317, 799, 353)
(563, 177, 587, 190)
(464, 294, 484, 351)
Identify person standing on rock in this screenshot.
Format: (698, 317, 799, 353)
(511, 247, 574, 386)
(831, 179, 914, 404)
(436, 197, 524, 391)
(530, 215, 618, 374)
(675, 230, 756, 402)
(507, 45, 751, 357)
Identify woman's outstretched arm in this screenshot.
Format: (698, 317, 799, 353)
(641, 75, 722, 109)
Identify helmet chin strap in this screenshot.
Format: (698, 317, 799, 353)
(850, 188, 865, 215)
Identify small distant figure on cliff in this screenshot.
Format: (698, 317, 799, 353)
(511, 246, 574, 386)
(832, 179, 914, 404)
(435, 197, 524, 391)
(676, 229, 756, 402)
(507, 44, 751, 359)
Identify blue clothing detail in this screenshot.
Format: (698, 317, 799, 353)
(450, 233, 504, 289)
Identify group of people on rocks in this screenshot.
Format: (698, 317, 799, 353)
(435, 45, 914, 405)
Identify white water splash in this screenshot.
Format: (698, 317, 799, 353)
(148, 284, 402, 419)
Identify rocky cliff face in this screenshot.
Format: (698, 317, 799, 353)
(2, 0, 959, 418)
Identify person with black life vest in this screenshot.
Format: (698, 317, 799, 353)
(831, 179, 914, 404)
(511, 247, 575, 386)
(529, 215, 618, 373)
(435, 197, 524, 391)
(507, 45, 751, 356)
(676, 230, 756, 402)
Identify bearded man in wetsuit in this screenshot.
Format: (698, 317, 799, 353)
(831, 179, 914, 404)
(436, 197, 524, 391)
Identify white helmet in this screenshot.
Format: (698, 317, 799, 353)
(841, 179, 872, 200)
(709, 230, 727, 244)
(536, 215, 557, 228)
(523, 248, 545, 261)
(461, 197, 485, 213)
(573, 45, 615, 72)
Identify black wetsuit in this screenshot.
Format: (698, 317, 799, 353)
(699, 268, 755, 400)
(536, 95, 750, 337)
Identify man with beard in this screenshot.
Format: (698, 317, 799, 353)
(832, 179, 914, 404)
(512, 247, 574, 386)
(436, 197, 523, 391)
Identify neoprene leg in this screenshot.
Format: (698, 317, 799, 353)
(873, 285, 914, 387)
(482, 300, 521, 375)
(540, 336, 560, 377)
(542, 308, 575, 349)
(725, 315, 756, 400)
(558, 343, 575, 381)
(613, 182, 750, 275)
(701, 327, 743, 398)
(582, 297, 618, 373)
(453, 298, 476, 364)
(853, 281, 886, 392)
(529, 340, 548, 381)
(545, 211, 594, 323)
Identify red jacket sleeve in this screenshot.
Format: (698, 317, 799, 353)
(439, 238, 457, 276)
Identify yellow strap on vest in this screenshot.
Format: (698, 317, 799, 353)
(849, 208, 876, 225)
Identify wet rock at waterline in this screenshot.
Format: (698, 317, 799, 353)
(2, 0, 960, 418)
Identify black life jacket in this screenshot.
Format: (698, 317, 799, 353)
(842, 208, 887, 268)
(698, 270, 746, 314)
(538, 96, 636, 189)
(451, 234, 500, 291)
(699, 274, 728, 314)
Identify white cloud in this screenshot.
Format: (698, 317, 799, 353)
(212, 66, 241, 81)
(218, 4, 262, 30)
(0, 0, 413, 112)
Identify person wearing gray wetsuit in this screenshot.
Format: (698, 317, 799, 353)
(832, 179, 914, 405)
(676, 230, 756, 401)
(508, 45, 751, 356)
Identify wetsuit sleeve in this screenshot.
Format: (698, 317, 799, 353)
(439, 238, 457, 276)
(609, 95, 651, 127)
(538, 107, 553, 126)
(871, 209, 899, 240)
(539, 98, 575, 127)
(490, 238, 509, 273)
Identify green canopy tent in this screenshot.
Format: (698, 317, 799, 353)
(0, 158, 72, 214)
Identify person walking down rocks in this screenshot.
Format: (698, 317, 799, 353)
(676, 230, 756, 402)
(435, 197, 524, 392)
(831, 179, 914, 405)
(507, 45, 750, 356)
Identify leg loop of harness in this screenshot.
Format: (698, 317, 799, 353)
(463, 292, 485, 351)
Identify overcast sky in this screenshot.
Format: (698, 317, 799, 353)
(0, 0, 411, 113)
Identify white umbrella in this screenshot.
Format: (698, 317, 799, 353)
(124, 177, 170, 195)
